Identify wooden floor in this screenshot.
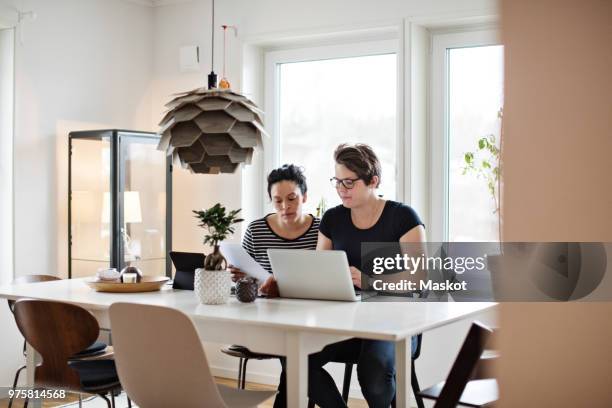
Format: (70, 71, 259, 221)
(0, 377, 370, 407)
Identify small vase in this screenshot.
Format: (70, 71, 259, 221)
(194, 268, 232, 305)
(235, 277, 258, 303)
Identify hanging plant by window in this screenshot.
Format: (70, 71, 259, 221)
(462, 108, 503, 215)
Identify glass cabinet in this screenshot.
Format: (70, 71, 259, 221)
(69, 130, 172, 278)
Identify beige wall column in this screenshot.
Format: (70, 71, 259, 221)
(499, 0, 612, 406)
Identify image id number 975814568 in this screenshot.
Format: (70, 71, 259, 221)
(8, 388, 67, 400)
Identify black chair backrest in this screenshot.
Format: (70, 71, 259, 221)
(170, 251, 205, 290)
(434, 321, 493, 408)
(13, 299, 99, 390)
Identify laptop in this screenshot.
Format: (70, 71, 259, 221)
(169, 251, 205, 290)
(267, 249, 359, 301)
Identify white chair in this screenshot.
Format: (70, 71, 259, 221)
(109, 302, 276, 408)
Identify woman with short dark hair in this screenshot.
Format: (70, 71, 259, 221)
(311, 143, 426, 408)
(229, 163, 319, 408)
(231, 164, 318, 289)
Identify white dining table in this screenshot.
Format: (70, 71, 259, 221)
(0, 278, 496, 408)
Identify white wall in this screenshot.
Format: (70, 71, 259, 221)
(7, 0, 154, 277)
(152, 0, 499, 401)
(0, 0, 154, 391)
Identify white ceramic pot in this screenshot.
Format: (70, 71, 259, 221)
(194, 268, 232, 305)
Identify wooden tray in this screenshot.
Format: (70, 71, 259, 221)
(85, 276, 169, 293)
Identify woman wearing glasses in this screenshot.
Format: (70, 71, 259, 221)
(311, 143, 426, 408)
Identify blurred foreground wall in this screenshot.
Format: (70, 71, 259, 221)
(500, 0, 612, 406)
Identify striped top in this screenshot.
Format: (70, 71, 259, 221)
(242, 214, 320, 274)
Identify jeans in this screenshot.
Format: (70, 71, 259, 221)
(273, 336, 418, 408)
(273, 358, 287, 408)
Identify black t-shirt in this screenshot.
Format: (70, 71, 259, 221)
(318, 200, 424, 268)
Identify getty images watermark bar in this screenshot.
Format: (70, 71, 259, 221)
(359, 242, 612, 302)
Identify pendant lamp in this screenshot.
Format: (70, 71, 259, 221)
(157, 0, 265, 174)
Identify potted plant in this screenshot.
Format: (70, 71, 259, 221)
(192, 203, 243, 304)
(462, 108, 504, 274)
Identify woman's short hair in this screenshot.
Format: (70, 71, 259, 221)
(267, 164, 308, 199)
(333, 143, 381, 187)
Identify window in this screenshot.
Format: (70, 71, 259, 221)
(0, 26, 15, 284)
(265, 41, 398, 213)
(431, 29, 503, 242)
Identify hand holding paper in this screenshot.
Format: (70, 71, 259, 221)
(219, 242, 270, 283)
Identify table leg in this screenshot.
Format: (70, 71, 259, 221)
(285, 332, 309, 408)
(395, 337, 412, 408)
(26, 342, 42, 408)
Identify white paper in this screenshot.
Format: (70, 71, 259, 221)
(219, 242, 270, 283)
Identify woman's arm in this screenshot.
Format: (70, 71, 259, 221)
(316, 232, 333, 250)
(391, 224, 428, 286)
(400, 224, 427, 244)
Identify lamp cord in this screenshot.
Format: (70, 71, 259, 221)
(222, 25, 227, 78)
(207, 0, 218, 89)
(211, 0, 214, 70)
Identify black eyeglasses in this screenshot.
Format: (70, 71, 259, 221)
(330, 177, 360, 189)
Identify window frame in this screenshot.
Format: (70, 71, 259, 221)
(429, 28, 501, 242)
(263, 39, 400, 213)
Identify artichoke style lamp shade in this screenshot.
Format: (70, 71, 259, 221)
(157, 89, 266, 174)
(156, 0, 266, 174)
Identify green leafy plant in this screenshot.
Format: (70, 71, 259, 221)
(462, 108, 503, 215)
(193, 203, 243, 270)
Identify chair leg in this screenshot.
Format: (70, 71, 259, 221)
(99, 393, 112, 408)
(24, 396, 29, 408)
(341, 363, 353, 403)
(307, 400, 315, 408)
(240, 358, 249, 389)
(128, 395, 132, 408)
(237, 357, 244, 388)
(111, 390, 116, 408)
(8, 365, 26, 408)
(411, 361, 425, 408)
(78, 393, 83, 408)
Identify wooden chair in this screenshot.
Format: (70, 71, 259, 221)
(109, 302, 276, 408)
(12, 299, 123, 408)
(7, 275, 109, 408)
(417, 322, 497, 408)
